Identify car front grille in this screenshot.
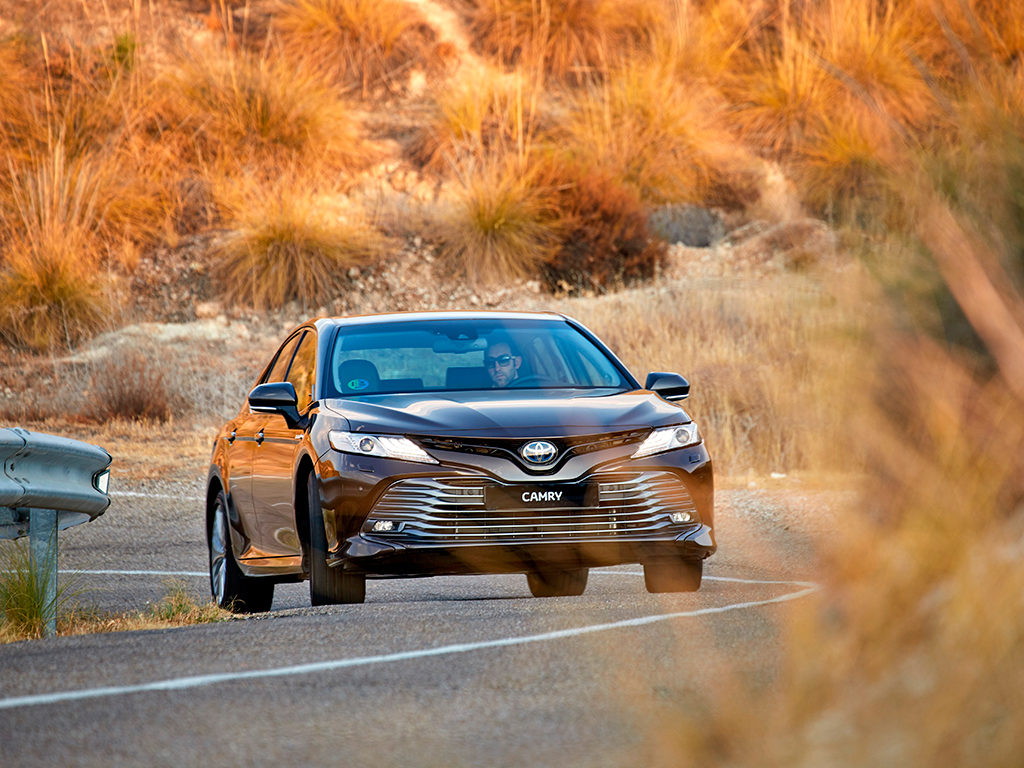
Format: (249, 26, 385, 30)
(361, 471, 698, 544)
(415, 429, 649, 469)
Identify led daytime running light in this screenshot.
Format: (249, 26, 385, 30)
(329, 430, 437, 464)
(631, 424, 700, 459)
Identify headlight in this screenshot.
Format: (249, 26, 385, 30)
(631, 424, 701, 459)
(329, 430, 438, 464)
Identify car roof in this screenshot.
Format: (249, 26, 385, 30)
(310, 310, 569, 333)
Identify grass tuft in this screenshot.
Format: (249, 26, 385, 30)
(468, 0, 659, 82)
(431, 154, 560, 286)
(411, 69, 545, 170)
(0, 541, 78, 641)
(272, 0, 439, 96)
(212, 176, 389, 310)
(0, 141, 112, 350)
(162, 48, 365, 172)
(144, 580, 225, 625)
(560, 60, 757, 206)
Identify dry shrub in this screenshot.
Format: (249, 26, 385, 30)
(431, 154, 560, 286)
(724, 24, 841, 158)
(468, 0, 659, 82)
(540, 163, 665, 294)
(0, 247, 107, 352)
(411, 69, 545, 170)
(810, 0, 940, 130)
(161, 48, 365, 172)
(86, 344, 186, 423)
(795, 109, 898, 219)
(560, 61, 757, 206)
(212, 176, 388, 310)
(271, 0, 439, 96)
(0, 143, 112, 350)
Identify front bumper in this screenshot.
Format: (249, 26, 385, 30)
(334, 523, 715, 577)
(322, 462, 715, 576)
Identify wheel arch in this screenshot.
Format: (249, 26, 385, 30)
(205, 473, 225, 545)
(294, 454, 316, 556)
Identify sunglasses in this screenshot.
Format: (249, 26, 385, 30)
(485, 354, 514, 368)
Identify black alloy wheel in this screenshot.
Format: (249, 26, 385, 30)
(643, 559, 703, 593)
(526, 567, 589, 597)
(307, 473, 366, 605)
(209, 490, 274, 613)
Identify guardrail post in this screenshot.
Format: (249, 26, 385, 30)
(28, 509, 58, 638)
(2, 427, 111, 638)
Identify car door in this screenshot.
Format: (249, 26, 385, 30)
(236, 331, 302, 561)
(251, 328, 317, 559)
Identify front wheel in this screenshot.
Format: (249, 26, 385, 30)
(307, 473, 365, 606)
(643, 559, 703, 593)
(209, 490, 274, 613)
(527, 567, 589, 597)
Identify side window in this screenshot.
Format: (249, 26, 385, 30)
(286, 331, 317, 411)
(263, 333, 302, 384)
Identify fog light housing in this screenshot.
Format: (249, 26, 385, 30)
(371, 520, 398, 533)
(669, 511, 692, 524)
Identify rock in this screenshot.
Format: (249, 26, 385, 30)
(195, 300, 221, 319)
(648, 204, 725, 247)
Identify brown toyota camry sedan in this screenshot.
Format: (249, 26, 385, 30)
(206, 311, 715, 612)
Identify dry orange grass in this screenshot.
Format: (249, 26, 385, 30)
(412, 69, 546, 170)
(0, 142, 112, 349)
(271, 0, 439, 96)
(431, 153, 561, 286)
(468, 0, 660, 82)
(0, 37, 43, 157)
(212, 174, 389, 310)
(560, 60, 757, 206)
(160, 47, 366, 173)
(724, 25, 840, 158)
(569, 274, 865, 475)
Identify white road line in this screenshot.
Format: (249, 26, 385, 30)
(594, 569, 818, 587)
(60, 570, 207, 577)
(0, 576, 819, 711)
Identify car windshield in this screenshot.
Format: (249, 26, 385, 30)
(324, 318, 632, 397)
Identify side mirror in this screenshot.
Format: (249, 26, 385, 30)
(249, 381, 302, 427)
(645, 372, 690, 401)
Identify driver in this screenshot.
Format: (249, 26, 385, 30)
(484, 337, 522, 388)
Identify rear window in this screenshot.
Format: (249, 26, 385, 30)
(324, 318, 630, 397)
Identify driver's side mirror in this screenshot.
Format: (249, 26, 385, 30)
(249, 381, 303, 428)
(645, 372, 690, 401)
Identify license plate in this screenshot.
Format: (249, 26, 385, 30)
(485, 484, 590, 509)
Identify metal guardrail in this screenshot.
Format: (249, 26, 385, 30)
(0, 428, 111, 637)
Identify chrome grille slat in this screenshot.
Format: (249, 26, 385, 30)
(363, 471, 698, 544)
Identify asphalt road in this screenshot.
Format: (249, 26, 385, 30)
(0, 480, 834, 767)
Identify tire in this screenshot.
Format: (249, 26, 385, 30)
(209, 490, 274, 613)
(527, 567, 589, 598)
(307, 473, 365, 606)
(643, 559, 703, 593)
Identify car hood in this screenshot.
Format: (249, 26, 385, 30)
(320, 390, 689, 437)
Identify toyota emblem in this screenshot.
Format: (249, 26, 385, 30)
(520, 440, 558, 465)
